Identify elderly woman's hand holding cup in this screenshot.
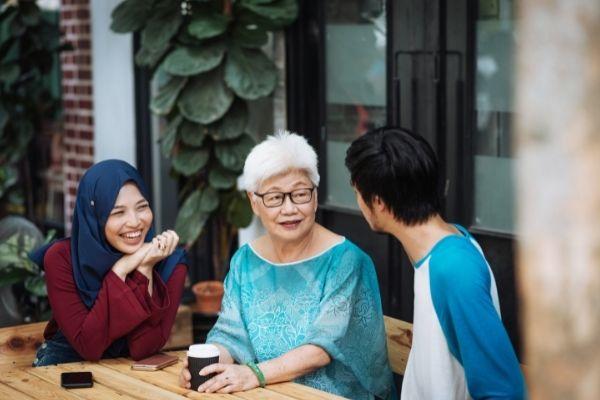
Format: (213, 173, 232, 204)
(179, 344, 219, 391)
(179, 344, 260, 393)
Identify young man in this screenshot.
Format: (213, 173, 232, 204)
(345, 127, 525, 400)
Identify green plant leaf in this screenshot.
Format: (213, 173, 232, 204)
(0, 166, 18, 198)
(239, 0, 298, 28)
(0, 63, 20, 85)
(161, 42, 225, 76)
(172, 145, 210, 176)
(210, 99, 248, 140)
(4, 120, 34, 163)
(0, 7, 16, 25)
(135, 42, 171, 68)
(209, 166, 238, 189)
(188, 13, 230, 40)
(0, 37, 18, 63)
(24, 275, 47, 297)
(226, 191, 253, 228)
(44, 230, 56, 245)
(180, 119, 207, 147)
(230, 23, 269, 48)
(0, 245, 25, 269)
(110, 0, 152, 33)
(215, 133, 256, 171)
(224, 48, 277, 100)
(175, 189, 210, 245)
(20, 1, 41, 26)
(150, 75, 187, 115)
(141, 7, 182, 51)
(178, 69, 234, 124)
(160, 115, 183, 158)
(9, 11, 26, 36)
(0, 268, 31, 288)
(199, 186, 220, 212)
(0, 233, 39, 274)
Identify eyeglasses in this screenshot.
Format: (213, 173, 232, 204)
(254, 187, 316, 208)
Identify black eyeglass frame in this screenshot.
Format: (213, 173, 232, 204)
(253, 187, 317, 208)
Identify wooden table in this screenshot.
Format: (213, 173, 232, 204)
(0, 351, 347, 399)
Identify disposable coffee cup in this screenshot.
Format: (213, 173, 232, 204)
(188, 344, 220, 391)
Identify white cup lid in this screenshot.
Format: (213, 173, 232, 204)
(187, 344, 220, 358)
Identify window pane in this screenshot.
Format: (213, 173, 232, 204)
(324, 0, 387, 209)
(474, 0, 516, 233)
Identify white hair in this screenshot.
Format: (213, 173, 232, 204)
(238, 130, 320, 192)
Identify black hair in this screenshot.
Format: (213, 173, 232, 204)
(345, 126, 441, 225)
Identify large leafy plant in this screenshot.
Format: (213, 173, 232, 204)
(0, 216, 54, 321)
(111, 0, 297, 278)
(0, 0, 63, 216)
(0, 232, 49, 297)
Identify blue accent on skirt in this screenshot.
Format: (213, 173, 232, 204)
(33, 330, 129, 367)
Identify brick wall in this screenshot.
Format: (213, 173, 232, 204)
(60, 0, 94, 233)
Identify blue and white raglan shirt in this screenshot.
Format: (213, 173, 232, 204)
(401, 224, 526, 400)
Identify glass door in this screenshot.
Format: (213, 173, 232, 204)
(323, 0, 387, 209)
(473, 0, 516, 233)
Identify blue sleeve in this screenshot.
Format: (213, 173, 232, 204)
(429, 239, 526, 400)
(206, 248, 256, 363)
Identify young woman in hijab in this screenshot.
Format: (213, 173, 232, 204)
(30, 159, 187, 366)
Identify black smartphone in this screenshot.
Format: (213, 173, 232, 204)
(60, 371, 93, 389)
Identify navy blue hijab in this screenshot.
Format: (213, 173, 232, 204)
(31, 159, 187, 308)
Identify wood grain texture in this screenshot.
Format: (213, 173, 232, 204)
(0, 368, 79, 400)
(6, 352, 349, 399)
(0, 322, 46, 368)
(267, 382, 347, 400)
(383, 316, 413, 375)
(56, 362, 188, 400)
(232, 387, 296, 400)
(27, 365, 139, 400)
(99, 357, 193, 397)
(0, 382, 37, 400)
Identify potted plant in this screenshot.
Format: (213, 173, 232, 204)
(110, 0, 298, 312)
(0, 215, 54, 324)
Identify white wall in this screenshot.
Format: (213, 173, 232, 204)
(91, 0, 136, 165)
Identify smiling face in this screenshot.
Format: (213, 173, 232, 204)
(104, 182, 153, 254)
(249, 169, 318, 244)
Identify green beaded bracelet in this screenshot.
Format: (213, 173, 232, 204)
(246, 361, 266, 388)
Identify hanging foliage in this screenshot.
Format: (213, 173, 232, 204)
(0, 0, 65, 216)
(111, 0, 297, 252)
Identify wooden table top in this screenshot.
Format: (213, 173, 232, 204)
(0, 351, 347, 400)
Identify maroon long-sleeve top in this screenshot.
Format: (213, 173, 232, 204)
(42, 240, 187, 361)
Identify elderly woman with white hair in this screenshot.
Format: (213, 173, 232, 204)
(179, 131, 394, 399)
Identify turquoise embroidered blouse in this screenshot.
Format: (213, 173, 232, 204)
(207, 239, 394, 399)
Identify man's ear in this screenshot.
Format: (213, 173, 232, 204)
(247, 192, 260, 216)
(373, 195, 387, 213)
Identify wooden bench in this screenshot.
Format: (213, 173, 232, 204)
(0, 304, 193, 368)
(384, 316, 413, 375)
(384, 315, 529, 386)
